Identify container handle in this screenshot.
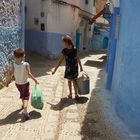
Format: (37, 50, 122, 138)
(82, 71, 89, 79)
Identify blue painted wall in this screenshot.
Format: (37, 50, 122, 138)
(106, 8, 120, 89)
(25, 30, 80, 58)
(25, 30, 65, 58)
(111, 0, 140, 134)
(0, 0, 24, 86)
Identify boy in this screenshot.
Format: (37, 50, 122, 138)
(5, 48, 39, 120)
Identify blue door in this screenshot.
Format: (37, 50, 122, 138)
(103, 37, 109, 49)
(76, 32, 81, 49)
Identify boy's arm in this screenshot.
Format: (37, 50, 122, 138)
(52, 53, 64, 74)
(26, 63, 39, 84)
(77, 54, 83, 72)
(5, 66, 14, 87)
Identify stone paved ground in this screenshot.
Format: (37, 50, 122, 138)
(0, 51, 125, 140)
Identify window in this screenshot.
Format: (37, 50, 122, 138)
(40, 12, 45, 17)
(34, 18, 39, 25)
(93, 0, 96, 6)
(41, 23, 45, 31)
(85, 0, 89, 4)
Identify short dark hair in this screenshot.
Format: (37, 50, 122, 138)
(14, 48, 25, 58)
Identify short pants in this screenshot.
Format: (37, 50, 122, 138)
(16, 82, 30, 100)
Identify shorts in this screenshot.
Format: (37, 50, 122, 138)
(16, 82, 30, 100)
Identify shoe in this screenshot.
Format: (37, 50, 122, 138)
(75, 95, 79, 100)
(22, 112, 30, 120)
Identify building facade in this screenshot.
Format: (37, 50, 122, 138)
(106, 0, 140, 134)
(25, 0, 96, 58)
(0, 0, 24, 88)
(96, 0, 107, 13)
(92, 25, 109, 50)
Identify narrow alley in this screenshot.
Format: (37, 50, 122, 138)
(0, 51, 124, 140)
(1, 0, 140, 139)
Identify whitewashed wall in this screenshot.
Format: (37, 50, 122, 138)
(25, 0, 95, 34)
(47, 1, 80, 35)
(25, 0, 96, 54)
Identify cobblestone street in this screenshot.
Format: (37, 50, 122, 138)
(0, 51, 123, 140)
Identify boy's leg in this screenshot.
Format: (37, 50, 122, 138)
(22, 82, 30, 113)
(68, 80, 72, 98)
(22, 99, 24, 105)
(21, 99, 24, 109)
(22, 99, 30, 120)
(23, 99, 29, 113)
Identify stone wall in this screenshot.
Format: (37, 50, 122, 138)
(0, 0, 24, 88)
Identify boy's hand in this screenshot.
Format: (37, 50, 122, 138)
(35, 79, 39, 85)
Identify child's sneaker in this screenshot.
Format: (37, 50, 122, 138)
(22, 112, 30, 120)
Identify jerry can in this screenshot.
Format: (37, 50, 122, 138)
(77, 71, 90, 95)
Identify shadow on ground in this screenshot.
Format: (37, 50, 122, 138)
(25, 51, 56, 77)
(50, 97, 88, 111)
(84, 55, 107, 68)
(29, 110, 42, 119)
(0, 109, 41, 126)
(25, 50, 107, 78)
(80, 51, 121, 140)
(80, 49, 107, 56)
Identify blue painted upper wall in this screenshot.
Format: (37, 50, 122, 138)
(111, 0, 140, 134)
(106, 7, 120, 89)
(0, 0, 24, 85)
